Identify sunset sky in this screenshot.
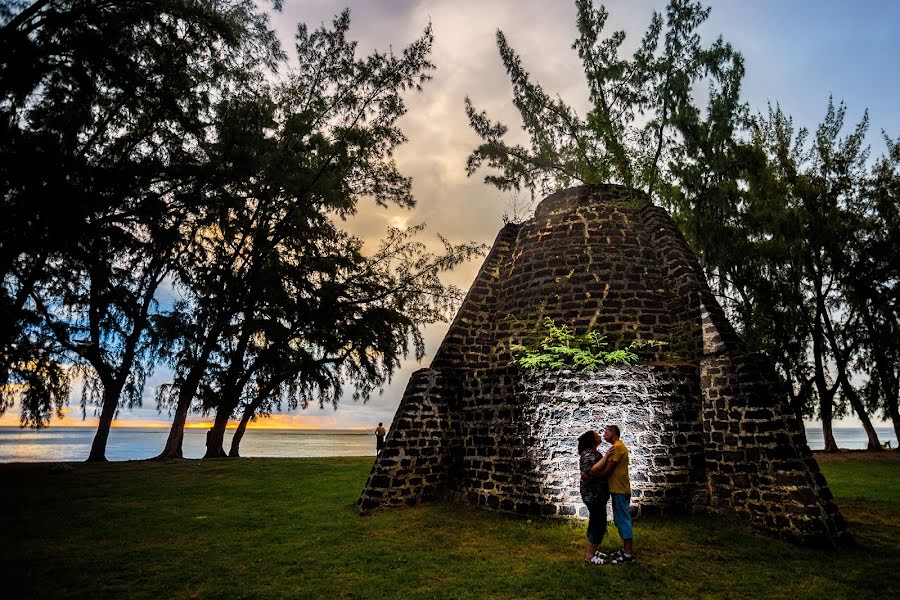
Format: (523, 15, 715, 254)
(4, 0, 898, 431)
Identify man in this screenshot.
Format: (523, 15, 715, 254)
(375, 422, 387, 453)
(585, 424, 634, 564)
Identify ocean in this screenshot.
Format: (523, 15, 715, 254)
(0, 427, 377, 463)
(1, 425, 896, 463)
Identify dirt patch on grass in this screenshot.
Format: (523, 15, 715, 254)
(813, 450, 900, 464)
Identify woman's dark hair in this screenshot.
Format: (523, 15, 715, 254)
(577, 430, 597, 453)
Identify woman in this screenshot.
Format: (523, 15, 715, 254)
(577, 430, 612, 563)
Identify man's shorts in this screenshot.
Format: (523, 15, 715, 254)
(611, 493, 633, 541)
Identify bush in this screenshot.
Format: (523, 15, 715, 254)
(509, 318, 666, 371)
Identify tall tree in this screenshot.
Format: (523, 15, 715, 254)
(0, 0, 280, 459)
(222, 225, 480, 458)
(715, 101, 883, 451)
(850, 135, 900, 448)
(154, 10, 469, 459)
(465, 0, 896, 449)
(465, 0, 739, 202)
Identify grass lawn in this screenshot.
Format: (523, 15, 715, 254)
(1, 452, 897, 599)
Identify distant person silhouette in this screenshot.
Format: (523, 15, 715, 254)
(375, 422, 387, 453)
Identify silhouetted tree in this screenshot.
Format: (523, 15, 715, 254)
(851, 135, 900, 448)
(153, 11, 483, 459)
(465, 0, 740, 203)
(0, 0, 280, 459)
(223, 225, 481, 457)
(466, 0, 897, 449)
(742, 101, 886, 451)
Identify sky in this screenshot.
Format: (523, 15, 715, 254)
(4, 0, 898, 431)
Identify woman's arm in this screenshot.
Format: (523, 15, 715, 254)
(586, 446, 615, 477)
(587, 454, 608, 476)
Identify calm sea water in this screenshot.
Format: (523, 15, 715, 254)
(0, 426, 895, 463)
(804, 426, 896, 451)
(0, 427, 376, 463)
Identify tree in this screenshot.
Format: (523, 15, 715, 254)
(743, 101, 885, 451)
(0, 0, 280, 459)
(224, 225, 480, 457)
(466, 0, 897, 449)
(153, 10, 484, 460)
(465, 0, 741, 204)
(851, 135, 900, 448)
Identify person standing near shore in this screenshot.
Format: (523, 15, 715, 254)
(375, 422, 387, 453)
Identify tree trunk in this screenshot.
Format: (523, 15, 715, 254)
(818, 294, 881, 451)
(840, 378, 882, 451)
(228, 392, 270, 457)
(813, 344, 838, 452)
(821, 405, 839, 453)
(812, 306, 838, 452)
(228, 396, 262, 458)
(158, 398, 189, 459)
(230, 368, 291, 457)
(204, 379, 243, 459)
(889, 396, 900, 452)
(228, 408, 253, 458)
(227, 424, 246, 458)
(881, 371, 900, 451)
(86, 384, 122, 462)
(156, 324, 222, 460)
(203, 408, 230, 458)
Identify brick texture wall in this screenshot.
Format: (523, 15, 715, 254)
(358, 184, 848, 547)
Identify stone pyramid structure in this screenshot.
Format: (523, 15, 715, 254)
(358, 184, 848, 546)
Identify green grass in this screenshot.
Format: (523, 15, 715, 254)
(1, 453, 898, 599)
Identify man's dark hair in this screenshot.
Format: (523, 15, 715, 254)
(606, 424, 621, 438)
(378, 422, 383, 426)
(577, 430, 597, 452)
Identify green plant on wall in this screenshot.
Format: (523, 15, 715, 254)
(510, 318, 667, 371)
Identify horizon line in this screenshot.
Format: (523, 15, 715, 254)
(0, 423, 374, 431)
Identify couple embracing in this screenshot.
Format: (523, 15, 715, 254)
(578, 425, 635, 565)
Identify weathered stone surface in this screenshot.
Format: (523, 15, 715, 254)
(358, 184, 848, 547)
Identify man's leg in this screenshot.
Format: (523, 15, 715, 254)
(611, 493, 634, 560)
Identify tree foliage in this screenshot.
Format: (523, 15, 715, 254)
(1, 0, 279, 456)
(465, 0, 743, 204)
(468, 0, 899, 449)
(510, 318, 667, 371)
(147, 9, 485, 460)
(1, 3, 482, 460)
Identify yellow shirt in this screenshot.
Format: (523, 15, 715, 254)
(607, 439, 630, 494)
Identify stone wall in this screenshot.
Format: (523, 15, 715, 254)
(357, 368, 461, 511)
(701, 353, 849, 545)
(641, 205, 742, 360)
(361, 365, 707, 520)
(455, 366, 706, 518)
(358, 184, 848, 547)
(431, 225, 521, 369)
(434, 185, 703, 370)
(493, 191, 675, 364)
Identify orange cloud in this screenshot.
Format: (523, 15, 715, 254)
(240, 414, 369, 430)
